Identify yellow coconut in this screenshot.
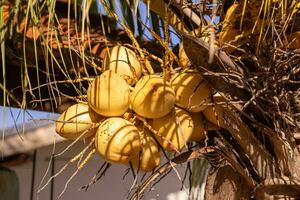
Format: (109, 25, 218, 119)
(178, 42, 192, 69)
(178, 28, 216, 69)
(152, 107, 194, 152)
(219, 2, 242, 45)
(202, 93, 226, 128)
(87, 70, 130, 117)
(189, 113, 207, 142)
(55, 103, 96, 139)
(95, 117, 140, 164)
(130, 75, 175, 119)
(171, 70, 213, 112)
(103, 45, 143, 85)
(131, 128, 160, 172)
(219, 1, 263, 53)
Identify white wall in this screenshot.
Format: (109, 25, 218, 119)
(11, 141, 189, 200)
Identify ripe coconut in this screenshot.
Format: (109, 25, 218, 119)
(152, 107, 194, 152)
(178, 28, 213, 69)
(171, 70, 213, 112)
(103, 45, 143, 85)
(131, 128, 160, 172)
(178, 43, 192, 69)
(95, 117, 140, 164)
(202, 93, 226, 128)
(130, 75, 175, 119)
(87, 70, 130, 117)
(219, 2, 263, 53)
(189, 113, 207, 142)
(55, 103, 96, 139)
(219, 2, 241, 44)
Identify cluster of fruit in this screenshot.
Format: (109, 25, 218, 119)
(218, 1, 300, 52)
(55, 45, 225, 172)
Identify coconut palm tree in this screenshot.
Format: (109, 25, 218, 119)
(1, 0, 300, 199)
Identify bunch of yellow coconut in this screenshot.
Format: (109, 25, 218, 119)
(55, 45, 226, 172)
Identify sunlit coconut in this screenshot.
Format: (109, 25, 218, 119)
(95, 117, 140, 164)
(202, 93, 226, 128)
(178, 42, 192, 69)
(87, 70, 130, 117)
(130, 75, 175, 119)
(219, 2, 263, 53)
(55, 103, 96, 139)
(178, 28, 212, 69)
(219, 2, 241, 45)
(171, 70, 213, 112)
(103, 45, 143, 85)
(189, 112, 207, 142)
(152, 107, 194, 152)
(131, 127, 160, 172)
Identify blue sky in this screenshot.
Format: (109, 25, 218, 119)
(95, 0, 181, 44)
(0, 106, 58, 131)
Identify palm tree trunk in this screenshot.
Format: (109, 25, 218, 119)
(189, 159, 210, 200)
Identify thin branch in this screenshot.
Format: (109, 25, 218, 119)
(129, 147, 215, 200)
